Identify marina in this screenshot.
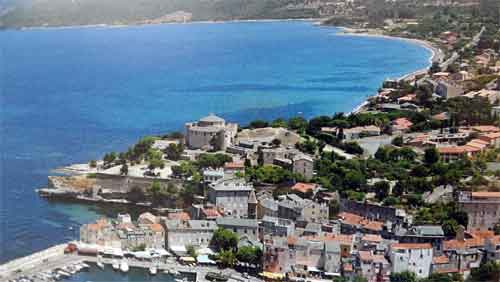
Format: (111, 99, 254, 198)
(0, 244, 260, 282)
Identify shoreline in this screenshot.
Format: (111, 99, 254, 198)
(337, 27, 444, 115)
(8, 17, 323, 31)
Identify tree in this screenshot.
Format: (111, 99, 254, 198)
(103, 152, 117, 166)
(375, 146, 391, 162)
(120, 163, 128, 176)
(236, 246, 262, 266)
(89, 160, 97, 168)
(353, 276, 368, 282)
(424, 147, 440, 165)
(494, 220, 500, 235)
(165, 143, 184, 161)
(288, 116, 308, 131)
(197, 153, 232, 168)
(218, 249, 236, 268)
(148, 180, 164, 206)
(148, 158, 165, 171)
(390, 271, 417, 282)
(271, 138, 281, 147)
(374, 181, 391, 201)
(344, 141, 363, 155)
(249, 120, 269, 129)
(392, 136, 403, 146)
(420, 273, 453, 282)
(211, 228, 238, 251)
(296, 139, 318, 155)
(186, 245, 197, 258)
(469, 261, 500, 282)
(271, 118, 287, 128)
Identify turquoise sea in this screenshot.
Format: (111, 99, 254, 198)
(0, 21, 431, 264)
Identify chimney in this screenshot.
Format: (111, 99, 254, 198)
(456, 225, 465, 241)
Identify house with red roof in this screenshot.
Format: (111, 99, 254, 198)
(390, 118, 413, 135)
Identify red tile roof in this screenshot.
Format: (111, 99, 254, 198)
(433, 255, 450, 264)
(202, 207, 222, 218)
(392, 118, 413, 130)
(224, 161, 245, 170)
(337, 212, 384, 231)
(471, 125, 500, 133)
(168, 212, 191, 221)
(362, 234, 383, 243)
(471, 192, 500, 198)
(291, 182, 317, 194)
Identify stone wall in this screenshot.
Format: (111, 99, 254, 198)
(95, 173, 182, 193)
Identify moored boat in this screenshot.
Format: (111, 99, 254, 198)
(120, 260, 129, 272)
(149, 266, 157, 275)
(112, 260, 119, 271)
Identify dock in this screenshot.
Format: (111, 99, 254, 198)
(0, 243, 262, 282)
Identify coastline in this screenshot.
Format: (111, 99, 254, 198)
(337, 27, 444, 115)
(10, 17, 323, 31)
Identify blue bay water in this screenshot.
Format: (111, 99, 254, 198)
(0, 21, 431, 263)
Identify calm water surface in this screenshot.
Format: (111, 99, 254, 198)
(0, 21, 431, 263)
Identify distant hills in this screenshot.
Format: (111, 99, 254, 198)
(0, 0, 322, 28)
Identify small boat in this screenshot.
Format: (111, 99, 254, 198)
(81, 263, 90, 270)
(57, 270, 70, 278)
(112, 260, 119, 271)
(149, 266, 157, 275)
(205, 272, 228, 282)
(97, 261, 104, 269)
(120, 260, 129, 273)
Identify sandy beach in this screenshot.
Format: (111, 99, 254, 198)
(337, 27, 444, 115)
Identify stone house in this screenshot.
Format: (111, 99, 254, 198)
(260, 216, 295, 238)
(162, 219, 217, 250)
(216, 217, 259, 242)
(278, 195, 329, 223)
(459, 191, 500, 231)
(207, 178, 254, 217)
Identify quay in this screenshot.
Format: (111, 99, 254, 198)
(0, 243, 262, 282)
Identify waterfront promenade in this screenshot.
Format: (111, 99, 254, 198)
(0, 243, 261, 282)
(0, 243, 80, 279)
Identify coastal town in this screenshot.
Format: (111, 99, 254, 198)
(2, 1, 500, 282)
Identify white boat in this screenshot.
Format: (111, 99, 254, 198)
(149, 266, 157, 275)
(120, 260, 129, 273)
(81, 263, 90, 270)
(97, 261, 104, 269)
(112, 260, 119, 271)
(57, 270, 70, 278)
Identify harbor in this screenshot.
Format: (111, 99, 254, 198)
(0, 243, 261, 282)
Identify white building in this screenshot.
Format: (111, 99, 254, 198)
(208, 178, 254, 217)
(185, 114, 237, 151)
(163, 219, 217, 250)
(389, 243, 433, 279)
(202, 168, 224, 183)
(117, 213, 132, 224)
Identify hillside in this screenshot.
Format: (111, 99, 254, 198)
(0, 0, 322, 28)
